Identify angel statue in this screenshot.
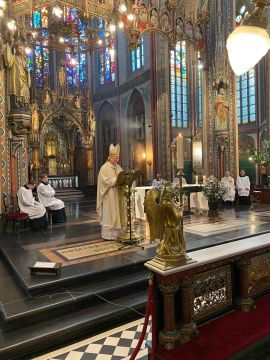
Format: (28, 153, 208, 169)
(144, 185, 190, 269)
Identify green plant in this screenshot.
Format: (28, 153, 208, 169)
(243, 140, 270, 166)
(201, 176, 228, 202)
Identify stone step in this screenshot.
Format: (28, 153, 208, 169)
(1, 246, 155, 295)
(0, 289, 147, 360)
(1, 268, 149, 330)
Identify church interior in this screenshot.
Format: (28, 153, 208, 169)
(1, 0, 270, 359)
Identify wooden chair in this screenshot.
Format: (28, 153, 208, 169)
(2, 195, 28, 234)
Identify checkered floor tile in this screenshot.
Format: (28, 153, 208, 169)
(34, 319, 151, 360)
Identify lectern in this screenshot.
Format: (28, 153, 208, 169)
(116, 170, 143, 249)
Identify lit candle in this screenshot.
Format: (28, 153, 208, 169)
(195, 175, 198, 184)
(176, 133, 184, 169)
(143, 152, 146, 160)
(203, 175, 206, 183)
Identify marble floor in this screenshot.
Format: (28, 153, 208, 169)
(32, 318, 150, 360)
(1, 196, 270, 360)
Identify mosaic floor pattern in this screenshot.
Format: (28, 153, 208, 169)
(40, 239, 155, 266)
(184, 218, 266, 236)
(32, 318, 150, 360)
(254, 211, 270, 217)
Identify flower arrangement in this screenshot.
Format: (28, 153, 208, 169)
(201, 175, 228, 202)
(153, 179, 187, 205)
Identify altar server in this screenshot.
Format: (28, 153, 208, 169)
(37, 174, 67, 223)
(221, 170, 235, 205)
(96, 144, 126, 240)
(236, 169, 251, 206)
(17, 181, 47, 231)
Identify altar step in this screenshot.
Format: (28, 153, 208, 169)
(54, 187, 85, 199)
(0, 250, 150, 360)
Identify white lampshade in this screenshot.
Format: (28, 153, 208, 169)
(226, 25, 270, 76)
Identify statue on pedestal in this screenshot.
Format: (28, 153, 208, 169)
(215, 81, 229, 130)
(3, 38, 31, 104)
(145, 185, 192, 270)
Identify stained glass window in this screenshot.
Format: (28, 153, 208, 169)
(130, 38, 144, 73)
(170, 41, 188, 128)
(30, 6, 50, 87)
(64, 7, 87, 90)
(237, 68, 256, 124)
(98, 19, 115, 85)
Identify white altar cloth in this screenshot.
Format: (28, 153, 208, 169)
(135, 185, 208, 220)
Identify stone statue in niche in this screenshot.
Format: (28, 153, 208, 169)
(3, 38, 31, 103)
(88, 107, 96, 135)
(58, 60, 66, 89)
(160, 12, 170, 32)
(215, 81, 229, 130)
(44, 89, 51, 105)
(74, 94, 81, 109)
(194, 24, 202, 41)
(184, 21, 193, 39)
(150, 8, 159, 28)
(176, 17, 184, 37)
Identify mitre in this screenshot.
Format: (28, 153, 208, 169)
(109, 144, 120, 157)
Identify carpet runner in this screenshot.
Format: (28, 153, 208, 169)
(157, 294, 270, 360)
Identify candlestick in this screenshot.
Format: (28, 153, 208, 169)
(195, 175, 199, 184)
(176, 133, 184, 169)
(203, 175, 206, 184)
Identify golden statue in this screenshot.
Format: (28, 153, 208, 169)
(3, 41, 31, 102)
(214, 84, 229, 130)
(31, 103, 39, 132)
(145, 185, 192, 270)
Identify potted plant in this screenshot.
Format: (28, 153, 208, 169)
(201, 175, 228, 210)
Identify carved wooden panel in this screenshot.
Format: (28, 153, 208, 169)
(193, 264, 232, 321)
(249, 252, 270, 297)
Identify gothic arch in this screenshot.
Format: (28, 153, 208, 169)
(96, 101, 117, 168)
(41, 106, 86, 142)
(127, 89, 146, 182)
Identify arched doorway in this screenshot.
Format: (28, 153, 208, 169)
(39, 114, 83, 177)
(127, 89, 146, 183)
(96, 101, 117, 169)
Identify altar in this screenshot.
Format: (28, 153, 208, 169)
(135, 184, 208, 220)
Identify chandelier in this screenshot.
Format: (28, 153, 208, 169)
(5, 0, 209, 54)
(226, 0, 270, 76)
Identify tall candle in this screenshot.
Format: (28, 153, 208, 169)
(195, 175, 199, 184)
(176, 133, 184, 169)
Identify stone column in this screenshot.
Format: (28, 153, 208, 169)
(29, 133, 40, 183)
(82, 139, 95, 186)
(235, 258, 255, 312)
(179, 278, 198, 343)
(158, 282, 181, 350)
(8, 103, 31, 193)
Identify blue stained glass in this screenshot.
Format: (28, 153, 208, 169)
(242, 97, 248, 108)
(29, 7, 50, 87)
(98, 18, 115, 85)
(249, 96, 255, 105)
(250, 104, 256, 114)
(130, 38, 144, 72)
(237, 68, 256, 124)
(33, 11, 41, 28)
